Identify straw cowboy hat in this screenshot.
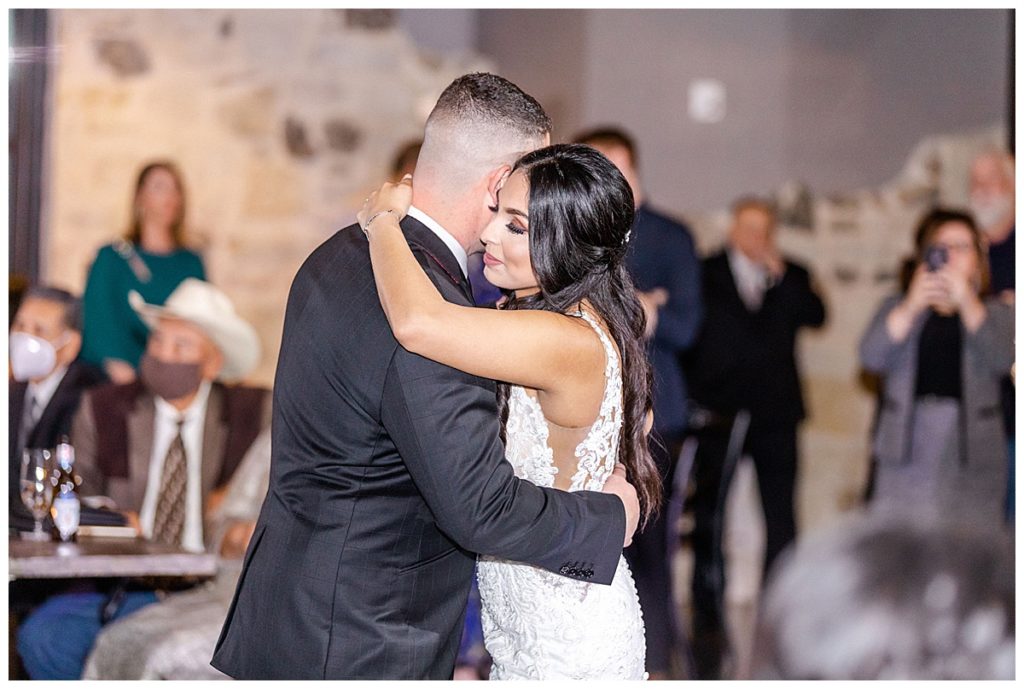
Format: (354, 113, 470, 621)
(129, 278, 260, 380)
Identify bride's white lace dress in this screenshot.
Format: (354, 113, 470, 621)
(477, 310, 647, 680)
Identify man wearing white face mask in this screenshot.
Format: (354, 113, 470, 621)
(9, 286, 107, 521)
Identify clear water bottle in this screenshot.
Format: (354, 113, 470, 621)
(51, 436, 81, 542)
(53, 492, 81, 542)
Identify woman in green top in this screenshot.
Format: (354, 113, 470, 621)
(81, 161, 206, 383)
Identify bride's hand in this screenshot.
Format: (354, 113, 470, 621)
(357, 174, 413, 231)
(602, 463, 640, 547)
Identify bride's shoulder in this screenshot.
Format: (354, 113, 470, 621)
(556, 305, 608, 356)
(530, 305, 614, 428)
(571, 303, 619, 358)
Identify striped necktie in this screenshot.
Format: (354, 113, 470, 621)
(152, 418, 187, 547)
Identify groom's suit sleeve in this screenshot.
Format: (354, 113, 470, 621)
(379, 259, 626, 586)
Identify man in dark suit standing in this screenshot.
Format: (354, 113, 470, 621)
(685, 196, 825, 679)
(212, 73, 640, 681)
(575, 127, 702, 679)
(9, 286, 106, 520)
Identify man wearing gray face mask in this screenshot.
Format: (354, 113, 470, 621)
(9, 286, 106, 526)
(16, 279, 272, 681)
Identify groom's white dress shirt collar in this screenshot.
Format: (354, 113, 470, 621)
(407, 205, 469, 278)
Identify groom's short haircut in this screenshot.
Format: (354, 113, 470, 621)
(427, 72, 551, 140)
(418, 73, 551, 189)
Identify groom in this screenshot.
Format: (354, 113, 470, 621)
(212, 73, 640, 680)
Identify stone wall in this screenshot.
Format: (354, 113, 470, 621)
(45, 9, 490, 386)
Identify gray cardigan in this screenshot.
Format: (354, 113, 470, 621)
(859, 295, 1013, 472)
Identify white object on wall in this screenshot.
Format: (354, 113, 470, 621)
(688, 78, 727, 124)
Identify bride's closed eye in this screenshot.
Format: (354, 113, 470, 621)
(506, 222, 526, 236)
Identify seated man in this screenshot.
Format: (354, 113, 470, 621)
(82, 429, 271, 680)
(9, 286, 106, 521)
(17, 278, 270, 680)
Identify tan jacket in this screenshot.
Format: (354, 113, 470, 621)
(72, 380, 271, 551)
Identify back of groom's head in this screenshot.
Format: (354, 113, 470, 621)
(418, 73, 551, 191)
(427, 73, 551, 141)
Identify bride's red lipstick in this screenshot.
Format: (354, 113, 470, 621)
(483, 253, 502, 267)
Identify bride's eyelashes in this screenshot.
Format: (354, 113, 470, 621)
(506, 222, 526, 236)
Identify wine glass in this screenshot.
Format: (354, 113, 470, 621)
(20, 448, 54, 541)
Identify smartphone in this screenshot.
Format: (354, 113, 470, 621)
(924, 244, 948, 272)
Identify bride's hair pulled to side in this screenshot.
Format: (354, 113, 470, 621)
(496, 143, 661, 526)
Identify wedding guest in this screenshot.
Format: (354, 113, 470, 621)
(685, 196, 826, 679)
(967, 149, 1015, 522)
(17, 279, 269, 680)
(83, 429, 271, 680)
(9, 286, 106, 518)
(80, 161, 206, 384)
(968, 149, 1015, 299)
(751, 512, 1014, 680)
(574, 125, 702, 679)
(859, 209, 1013, 526)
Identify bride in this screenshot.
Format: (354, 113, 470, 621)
(358, 143, 659, 680)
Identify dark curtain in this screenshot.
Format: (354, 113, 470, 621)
(9, 8, 49, 320)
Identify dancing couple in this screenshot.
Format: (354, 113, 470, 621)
(213, 73, 661, 680)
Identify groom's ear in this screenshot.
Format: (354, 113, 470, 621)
(484, 164, 512, 208)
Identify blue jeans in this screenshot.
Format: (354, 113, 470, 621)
(17, 590, 159, 679)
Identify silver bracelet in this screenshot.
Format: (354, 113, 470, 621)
(362, 209, 399, 236)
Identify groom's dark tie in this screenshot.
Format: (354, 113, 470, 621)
(459, 272, 476, 306)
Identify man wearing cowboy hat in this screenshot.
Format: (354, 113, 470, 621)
(17, 279, 271, 680)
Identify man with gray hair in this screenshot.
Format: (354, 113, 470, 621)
(968, 148, 1015, 523)
(212, 73, 640, 680)
(968, 148, 1015, 301)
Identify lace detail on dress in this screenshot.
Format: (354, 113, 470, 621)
(503, 310, 622, 493)
(479, 308, 646, 680)
(568, 310, 622, 493)
(505, 386, 558, 488)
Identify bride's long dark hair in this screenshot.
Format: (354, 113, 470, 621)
(496, 143, 661, 526)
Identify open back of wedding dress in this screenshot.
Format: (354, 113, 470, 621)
(477, 310, 647, 680)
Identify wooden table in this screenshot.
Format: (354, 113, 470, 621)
(8, 536, 218, 581)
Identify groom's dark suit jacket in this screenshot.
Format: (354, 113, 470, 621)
(212, 218, 626, 680)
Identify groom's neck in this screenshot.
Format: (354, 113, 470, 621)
(411, 187, 478, 253)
